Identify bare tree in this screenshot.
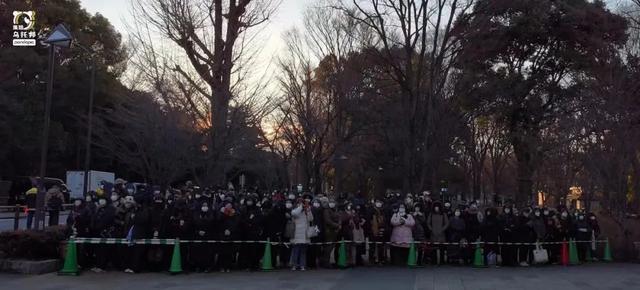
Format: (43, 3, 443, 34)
(131, 0, 279, 185)
(335, 0, 475, 192)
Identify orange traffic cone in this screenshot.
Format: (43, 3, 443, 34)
(561, 240, 569, 266)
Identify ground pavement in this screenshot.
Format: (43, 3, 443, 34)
(1, 263, 640, 290)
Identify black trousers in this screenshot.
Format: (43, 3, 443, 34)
(48, 210, 59, 226)
(218, 243, 235, 270)
(239, 242, 261, 270)
(390, 246, 409, 266)
(307, 242, 322, 268)
(191, 243, 213, 271)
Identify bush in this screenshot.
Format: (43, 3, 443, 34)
(0, 226, 69, 260)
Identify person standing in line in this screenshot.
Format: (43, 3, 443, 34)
(370, 199, 388, 265)
(390, 205, 415, 266)
(289, 198, 313, 271)
(45, 186, 64, 226)
(427, 202, 449, 265)
(322, 199, 341, 268)
(499, 205, 518, 266)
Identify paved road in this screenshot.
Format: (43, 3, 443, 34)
(0, 213, 68, 232)
(1, 264, 639, 290)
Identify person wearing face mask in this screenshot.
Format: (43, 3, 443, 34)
(145, 195, 167, 272)
(427, 202, 449, 265)
(448, 208, 467, 264)
(67, 198, 92, 269)
(543, 209, 560, 264)
(238, 197, 264, 271)
(262, 200, 287, 268)
(531, 208, 547, 242)
(412, 203, 427, 266)
(89, 197, 115, 272)
(338, 202, 355, 266)
(307, 198, 325, 269)
(586, 213, 601, 260)
(288, 199, 314, 271)
(515, 208, 536, 266)
(498, 205, 518, 266)
(573, 213, 591, 262)
(163, 198, 194, 271)
(217, 201, 239, 272)
(322, 199, 341, 268)
(370, 199, 388, 265)
(190, 202, 214, 272)
(122, 196, 152, 274)
(390, 205, 415, 265)
(480, 208, 501, 266)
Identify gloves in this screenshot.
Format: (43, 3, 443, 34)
(153, 231, 159, 238)
(224, 229, 231, 236)
(179, 220, 185, 226)
(199, 230, 205, 236)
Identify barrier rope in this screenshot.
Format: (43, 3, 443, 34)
(69, 237, 610, 246)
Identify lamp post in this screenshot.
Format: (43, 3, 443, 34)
(74, 43, 96, 201)
(34, 24, 73, 231)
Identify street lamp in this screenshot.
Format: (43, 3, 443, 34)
(73, 43, 96, 203)
(34, 24, 73, 231)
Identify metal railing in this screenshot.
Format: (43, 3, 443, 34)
(0, 204, 72, 231)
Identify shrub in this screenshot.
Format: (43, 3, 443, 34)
(0, 226, 69, 260)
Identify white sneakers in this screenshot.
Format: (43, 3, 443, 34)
(519, 261, 529, 267)
(124, 268, 135, 273)
(90, 267, 104, 273)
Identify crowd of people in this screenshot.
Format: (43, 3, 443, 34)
(64, 181, 602, 274)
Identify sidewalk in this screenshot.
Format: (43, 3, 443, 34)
(2, 263, 640, 290)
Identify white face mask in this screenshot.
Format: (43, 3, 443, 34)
(111, 195, 119, 202)
(85, 196, 92, 202)
(195, 194, 202, 199)
(201, 206, 209, 212)
(154, 190, 160, 195)
(454, 211, 461, 217)
(375, 202, 383, 208)
(590, 216, 596, 220)
(247, 201, 254, 206)
(504, 208, 511, 214)
(561, 212, 568, 218)
(74, 200, 82, 206)
(288, 194, 295, 200)
(543, 210, 549, 215)
(398, 208, 406, 215)
(127, 189, 134, 194)
(579, 216, 584, 220)
(285, 203, 292, 209)
(313, 202, 320, 208)
(535, 212, 541, 217)
(434, 207, 440, 212)
(98, 199, 107, 206)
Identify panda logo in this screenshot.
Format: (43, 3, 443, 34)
(13, 11, 36, 31)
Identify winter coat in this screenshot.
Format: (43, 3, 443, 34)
(193, 211, 215, 239)
(499, 213, 517, 242)
(218, 208, 240, 241)
(390, 213, 415, 248)
(515, 216, 536, 243)
(241, 205, 264, 240)
(91, 205, 116, 238)
(464, 210, 482, 242)
(531, 217, 547, 240)
(448, 216, 466, 242)
(427, 212, 449, 242)
(412, 212, 427, 241)
(311, 207, 325, 242)
(481, 216, 501, 243)
(45, 189, 64, 211)
(370, 208, 387, 239)
(323, 208, 341, 242)
(573, 218, 591, 241)
(264, 205, 287, 240)
(67, 205, 92, 237)
(290, 205, 313, 244)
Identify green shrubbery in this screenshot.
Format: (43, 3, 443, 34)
(0, 226, 68, 260)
